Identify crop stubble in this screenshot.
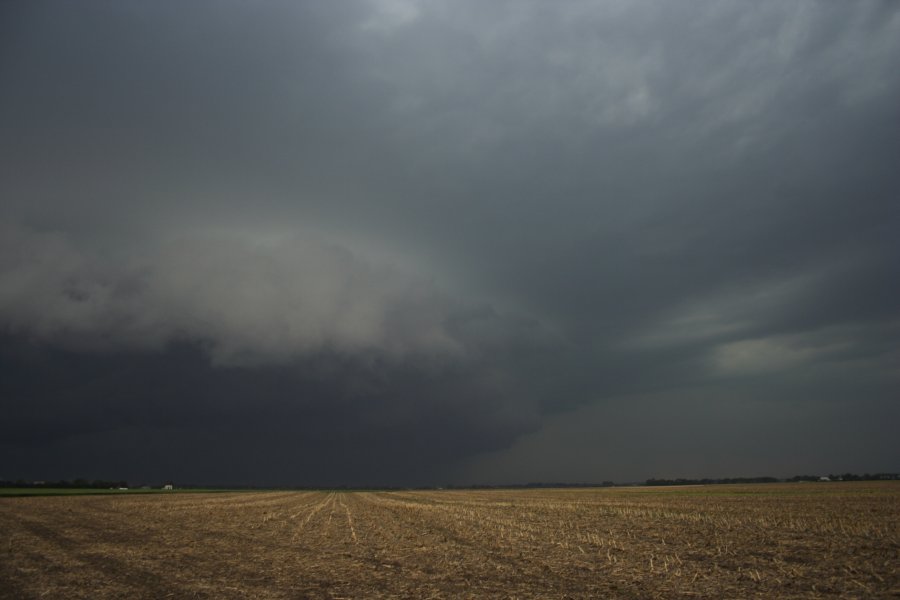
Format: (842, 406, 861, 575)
(1, 483, 898, 598)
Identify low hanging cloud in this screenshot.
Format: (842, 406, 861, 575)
(0, 220, 552, 484)
(0, 222, 548, 367)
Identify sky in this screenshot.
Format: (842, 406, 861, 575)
(1, 0, 898, 486)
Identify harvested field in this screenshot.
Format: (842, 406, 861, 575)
(1, 482, 898, 598)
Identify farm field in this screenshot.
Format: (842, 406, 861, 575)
(1, 483, 898, 598)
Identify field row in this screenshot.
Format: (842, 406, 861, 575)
(1, 483, 898, 598)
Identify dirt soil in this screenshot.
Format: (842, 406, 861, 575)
(1, 482, 898, 598)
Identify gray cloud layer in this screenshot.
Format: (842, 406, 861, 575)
(1, 0, 898, 484)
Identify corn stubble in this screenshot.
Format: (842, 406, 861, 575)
(1, 483, 898, 598)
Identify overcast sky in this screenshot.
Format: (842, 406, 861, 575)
(2, 0, 898, 486)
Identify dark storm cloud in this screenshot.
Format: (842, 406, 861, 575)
(1, 0, 898, 484)
(0, 337, 538, 485)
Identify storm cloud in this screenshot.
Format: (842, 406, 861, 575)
(1, 0, 898, 485)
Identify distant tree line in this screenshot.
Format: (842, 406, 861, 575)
(786, 473, 900, 482)
(0, 478, 129, 489)
(647, 473, 899, 486)
(3, 474, 896, 491)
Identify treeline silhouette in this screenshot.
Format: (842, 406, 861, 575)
(646, 473, 899, 486)
(4, 474, 897, 491)
(786, 473, 899, 482)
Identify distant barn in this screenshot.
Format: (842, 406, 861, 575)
(163, 484, 174, 490)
